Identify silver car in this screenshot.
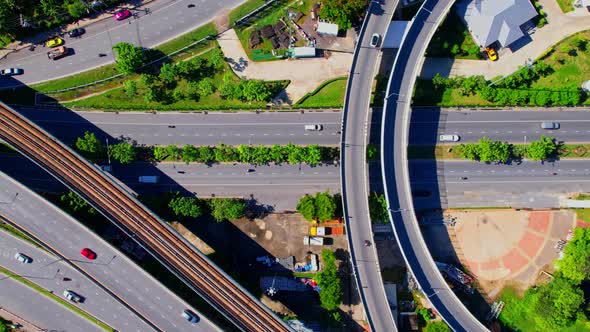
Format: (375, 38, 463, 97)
(0, 68, 23, 76)
(14, 253, 32, 263)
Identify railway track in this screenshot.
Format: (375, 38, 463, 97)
(0, 101, 290, 332)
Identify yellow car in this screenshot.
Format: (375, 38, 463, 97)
(45, 37, 64, 48)
(485, 47, 498, 61)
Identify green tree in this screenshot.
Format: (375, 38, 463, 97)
(197, 77, 215, 96)
(124, 80, 137, 97)
(168, 196, 202, 220)
(556, 228, 590, 282)
(214, 143, 239, 162)
(60, 191, 92, 214)
(140, 73, 156, 86)
(75, 131, 103, 157)
(424, 321, 450, 332)
(242, 80, 271, 102)
(527, 135, 557, 161)
(450, 44, 461, 55)
(305, 145, 323, 165)
(209, 48, 225, 70)
(530, 277, 585, 330)
(67, 1, 87, 19)
(0, 0, 17, 37)
(319, 0, 368, 30)
(366, 144, 378, 160)
(208, 198, 246, 222)
(108, 142, 135, 164)
(296, 194, 316, 221)
(197, 146, 215, 163)
(458, 142, 479, 161)
(315, 191, 336, 222)
(316, 249, 342, 310)
(159, 62, 177, 85)
(368, 192, 389, 223)
(113, 42, 147, 75)
(153, 145, 167, 161)
(182, 145, 198, 164)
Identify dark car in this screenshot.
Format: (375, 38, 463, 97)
(68, 28, 86, 37)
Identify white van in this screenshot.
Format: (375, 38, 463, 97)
(305, 124, 323, 131)
(138, 176, 159, 183)
(439, 134, 460, 142)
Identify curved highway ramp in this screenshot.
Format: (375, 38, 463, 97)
(380, 0, 489, 331)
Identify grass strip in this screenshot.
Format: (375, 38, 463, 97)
(0, 265, 115, 332)
(295, 77, 347, 108)
(229, 0, 269, 25)
(574, 209, 590, 223)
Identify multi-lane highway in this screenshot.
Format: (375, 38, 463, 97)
(411, 109, 590, 144)
(0, 101, 289, 331)
(16, 106, 590, 148)
(340, 0, 398, 330)
(0, 229, 153, 331)
(0, 263, 103, 332)
(16, 107, 341, 146)
(381, 0, 488, 330)
(0, 0, 244, 87)
(0, 169, 222, 331)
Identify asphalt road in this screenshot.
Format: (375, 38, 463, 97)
(410, 109, 590, 144)
(15, 107, 342, 146)
(0, 169, 221, 331)
(0, 267, 102, 332)
(381, 0, 488, 331)
(16, 107, 590, 149)
(0, 0, 244, 87)
(340, 0, 399, 331)
(0, 230, 149, 331)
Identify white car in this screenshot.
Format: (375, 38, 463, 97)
(370, 33, 380, 47)
(63, 290, 83, 303)
(14, 253, 32, 263)
(182, 309, 199, 323)
(439, 134, 460, 142)
(304, 124, 323, 131)
(0, 68, 23, 76)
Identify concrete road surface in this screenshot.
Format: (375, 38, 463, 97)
(0, 231, 151, 331)
(0, 0, 244, 87)
(0, 170, 221, 331)
(2, 151, 589, 210)
(411, 109, 590, 144)
(340, 0, 399, 330)
(16, 107, 342, 146)
(0, 267, 102, 332)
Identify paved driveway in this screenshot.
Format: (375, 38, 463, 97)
(217, 29, 352, 103)
(420, 0, 590, 79)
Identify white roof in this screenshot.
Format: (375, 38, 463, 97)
(317, 22, 338, 36)
(293, 46, 316, 57)
(382, 21, 410, 49)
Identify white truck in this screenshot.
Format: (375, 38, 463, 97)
(138, 176, 159, 183)
(303, 236, 324, 246)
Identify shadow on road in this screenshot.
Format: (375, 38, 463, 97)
(0, 76, 362, 330)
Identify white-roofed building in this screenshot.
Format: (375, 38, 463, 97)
(456, 0, 538, 48)
(316, 21, 338, 36)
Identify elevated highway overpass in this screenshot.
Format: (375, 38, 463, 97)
(381, 0, 488, 331)
(340, 0, 398, 331)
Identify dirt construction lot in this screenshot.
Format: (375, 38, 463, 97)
(446, 209, 577, 299)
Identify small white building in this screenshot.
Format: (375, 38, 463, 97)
(292, 46, 316, 58)
(317, 21, 338, 36)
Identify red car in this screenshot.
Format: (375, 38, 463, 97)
(80, 248, 97, 260)
(114, 9, 131, 21)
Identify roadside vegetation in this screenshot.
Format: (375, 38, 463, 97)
(499, 227, 590, 331)
(316, 249, 342, 310)
(457, 135, 557, 163)
(64, 46, 287, 110)
(556, 0, 575, 13)
(296, 191, 340, 222)
(0, 23, 218, 104)
(295, 77, 347, 108)
(368, 192, 389, 223)
(74, 132, 338, 166)
(0, 265, 114, 331)
(426, 11, 482, 60)
(417, 31, 590, 106)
